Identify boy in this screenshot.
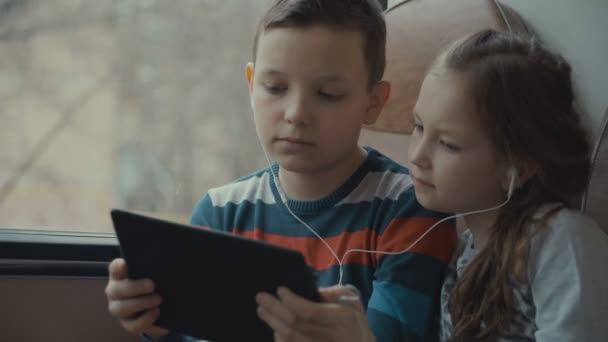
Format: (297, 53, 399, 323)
(105, 1, 457, 341)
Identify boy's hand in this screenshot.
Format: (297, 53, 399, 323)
(105, 258, 169, 337)
(256, 286, 376, 342)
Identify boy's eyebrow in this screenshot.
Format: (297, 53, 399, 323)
(258, 68, 348, 83)
(258, 68, 286, 77)
(317, 74, 348, 83)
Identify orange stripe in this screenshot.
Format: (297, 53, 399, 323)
(376, 217, 457, 263)
(233, 228, 379, 271)
(233, 217, 456, 271)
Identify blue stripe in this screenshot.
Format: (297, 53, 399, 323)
(196, 189, 448, 237)
(368, 280, 432, 338)
(367, 308, 425, 342)
(233, 166, 269, 182)
(229, 147, 407, 183)
(375, 249, 450, 296)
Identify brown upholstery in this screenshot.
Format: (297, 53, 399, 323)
(582, 108, 608, 235)
(359, 128, 410, 166)
(365, 0, 528, 134)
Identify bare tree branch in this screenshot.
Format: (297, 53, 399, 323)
(0, 72, 114, 206)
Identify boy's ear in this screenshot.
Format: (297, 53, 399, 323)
(363, 81, 391, 125)
(245, 62, 254, 94)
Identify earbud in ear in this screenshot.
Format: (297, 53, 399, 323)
(506, 167, 517, 198)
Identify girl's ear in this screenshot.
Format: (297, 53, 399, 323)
(363, 81, 391, 125)
(502, 162, 536, 193)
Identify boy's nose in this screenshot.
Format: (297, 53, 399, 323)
(284, 96, 310, 125)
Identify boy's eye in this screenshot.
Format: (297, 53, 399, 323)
(413, 123, 423, 133)
(440, 140, 460, 152)
(318, 91, 344, 101)
(263, 84, 287, 94)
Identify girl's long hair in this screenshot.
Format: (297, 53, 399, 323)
(439, 29, 591, 341)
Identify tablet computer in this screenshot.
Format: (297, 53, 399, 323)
(110, 209, 321, 342)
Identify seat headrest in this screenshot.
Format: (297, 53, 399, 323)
(582, 107, 608, 235)
(366, 0, 528, 134)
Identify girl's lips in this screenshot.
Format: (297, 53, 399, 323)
(412, 175, 435, 188)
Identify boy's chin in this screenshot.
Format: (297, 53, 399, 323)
(276, 154, 340, 174)
(413, 192, 442, 212)
(276, 158, 320, 174)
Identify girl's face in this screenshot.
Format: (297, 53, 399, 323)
(408, 69, 510, 214)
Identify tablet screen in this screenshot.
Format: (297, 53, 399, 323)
(111, 209, 321, 342)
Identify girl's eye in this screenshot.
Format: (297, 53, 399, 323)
(440, 140, 460, 152)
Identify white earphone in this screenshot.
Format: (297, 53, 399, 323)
(506, 166, 517, 199)
(250, 77, 519, 284)
(264, 148, 519, 285)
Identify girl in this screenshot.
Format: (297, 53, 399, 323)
(255, 29, 608, 341)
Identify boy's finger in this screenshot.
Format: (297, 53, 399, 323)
(276, 287, 338, 325)
(257, 292, 332, 340)
(108, 258, 128, 280)
(141, 309, 169, 338)
(273, 330, 316, 342)
(278, 287, 361, 327)
(256, 292, 296, 326)
(273, 332, 286, 342)
(318, 285, 358, 302)
(144, 325, 170, 338)
(257, 306, 294, 338)
(108, 294, 162, 319)
(318, 285, 364, 312)
(106, 277, 155, 300)
(120, 308, 167, 336)
(257, 306, 319, 342)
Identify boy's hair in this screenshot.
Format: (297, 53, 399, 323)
(252, 0, 386, 88)
(435, 29, 591, 341)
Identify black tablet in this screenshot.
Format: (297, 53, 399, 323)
(110, 209, 321, 342)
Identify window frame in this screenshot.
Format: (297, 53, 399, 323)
(0, 229, 119, 277)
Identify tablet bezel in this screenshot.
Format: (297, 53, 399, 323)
(110, 209, 321, 342)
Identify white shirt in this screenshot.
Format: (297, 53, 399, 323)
(440, 206, 608, 341)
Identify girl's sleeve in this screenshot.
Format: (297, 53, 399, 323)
(530, 211, 608, 342)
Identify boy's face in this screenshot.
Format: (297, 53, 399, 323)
(247, 25, 388, 176)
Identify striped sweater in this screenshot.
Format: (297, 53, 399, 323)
(155, 147, 457, 342)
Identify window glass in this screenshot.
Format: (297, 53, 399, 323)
(0, 0, 269, 233)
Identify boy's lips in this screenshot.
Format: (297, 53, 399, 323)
(276, 137, 314, 145)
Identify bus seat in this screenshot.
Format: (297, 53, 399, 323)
(360, 0, 528, 166)
(582, 107, 608, 235)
